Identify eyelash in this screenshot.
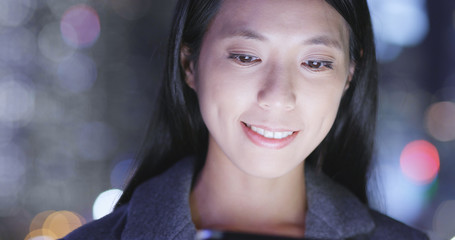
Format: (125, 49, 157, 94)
(228, 53, 334, 72)
(302, 60, 334, 72)
(228, 53, 262, 65)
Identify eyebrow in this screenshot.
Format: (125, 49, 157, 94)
(303, 35, 343, 50)
(226, 28, 267, 41)
(224, 28, 343, 50)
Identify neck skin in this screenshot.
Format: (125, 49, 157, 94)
(190, 139, 307, 238)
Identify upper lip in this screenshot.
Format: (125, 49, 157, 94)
(242, 121, 298, 133)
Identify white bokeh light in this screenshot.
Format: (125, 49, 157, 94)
(93, 189, 123, 220)
(377, 165, 429, 223)
(0, 0, 36, 27)
(29, 237, 54, 240)
(369, 0, 429, 61)
(0, 73, 35, 127)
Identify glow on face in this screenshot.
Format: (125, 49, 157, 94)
(186, 0, 353, 178)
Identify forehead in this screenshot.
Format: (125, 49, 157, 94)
(206, 0, 350, 50)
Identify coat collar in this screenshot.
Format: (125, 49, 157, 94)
(303, 168, 375, 239)
(122, 157, 375, 239)
(122, 157, 197, 239)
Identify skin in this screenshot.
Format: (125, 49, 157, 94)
(182, 0, 353, 237)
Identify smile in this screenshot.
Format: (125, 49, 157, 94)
(242, 122, 298, 149)
(245, 123, 294, 139)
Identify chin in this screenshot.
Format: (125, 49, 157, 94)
(233, 155, 305, 179)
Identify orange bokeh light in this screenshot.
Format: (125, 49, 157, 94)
(25, 210, 86, 240)
(400, 140, 440, 184)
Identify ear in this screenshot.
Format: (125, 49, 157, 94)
(345, 61, 355, 91)
(180, 45, 196, 90)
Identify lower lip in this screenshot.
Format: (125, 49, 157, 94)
(241, 123, 298, 149)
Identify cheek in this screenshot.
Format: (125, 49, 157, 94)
(194, 70, 247, 130)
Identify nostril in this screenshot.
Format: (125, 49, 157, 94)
(257, 89, 296, 111)
(259, 101, 271, 110)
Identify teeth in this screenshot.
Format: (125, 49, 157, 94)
(248, 125, 293, 139)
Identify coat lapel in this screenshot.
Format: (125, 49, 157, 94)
(122, 157, 197, 239)
(304, 168, 375, 239)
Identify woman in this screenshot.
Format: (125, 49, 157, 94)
(63, 0, 428, 239)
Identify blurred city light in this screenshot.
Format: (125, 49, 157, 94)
(400, 140, 440, 184)
(56, 53, 97, 93)
(29, 211, 56, 233)
(25, 210, 85, 240)
(0, 73, 35, 127)
(368, 0, 429, 61)
(110, 158, 134, 189)
(425, 101, 455, 142)
(0, 0, 36, 27)
(25, 229, 57, 240)
(38, 22, 76, 62)
(433, 200, 455, 239)
(92, 189, 123, 220)
(379, 165, 430, 224)
(0, 0, 452, 239)
(60, 4, 100, 49)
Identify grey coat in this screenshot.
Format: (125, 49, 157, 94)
(62, 157, 428, 239)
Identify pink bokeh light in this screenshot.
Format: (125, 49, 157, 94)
(60, 4, 100, 48)
(400, 140, 440, 184)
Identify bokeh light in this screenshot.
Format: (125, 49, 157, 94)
(368, 0, 429, 62)
(0, 0, 36, 27)
(425, 101, 455, 142)
(110, 158, 134, 189)
(25, 229, 57, 240)
(25, 210, 85, 240)
(60, 4, 101, 49)
(433, 200, 455, 240)
(29, 211, 56, 233)
(38, 22, 76, 62)
(0, 73, 35, 127)
(57, 52, 97, 93)
(0, 0, 452, 239)
(379, 165, 429, 223)
(400, 140, 440, 184)
(93, 189, 123, 220)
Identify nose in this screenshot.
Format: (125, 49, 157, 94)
(257, 64, 297, 111)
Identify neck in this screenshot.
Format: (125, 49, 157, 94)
(190, 142, 307, 237)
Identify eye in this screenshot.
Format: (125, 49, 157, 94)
(228, 53, 262, 65)
(302, 60, 333, 72)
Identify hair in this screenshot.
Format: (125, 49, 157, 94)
(116, 0, 377, 207)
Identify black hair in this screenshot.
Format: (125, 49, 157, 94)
(116, 0, 377, 207)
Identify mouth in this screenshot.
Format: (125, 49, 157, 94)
(241, 122, 298, 149)
(243, 122, 295, 139)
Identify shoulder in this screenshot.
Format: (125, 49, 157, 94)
(60, 204, 128, 240)
(368, 210, 429, 240)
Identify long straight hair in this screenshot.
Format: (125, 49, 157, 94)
(117, 0, 377, 207)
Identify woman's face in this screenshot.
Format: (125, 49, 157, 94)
(184, 0, 353, 178)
